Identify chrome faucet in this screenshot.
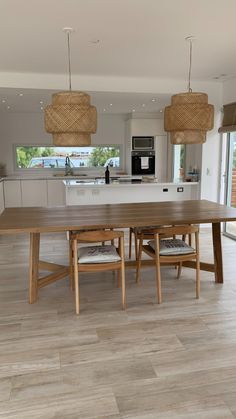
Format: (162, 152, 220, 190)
(65, 156, 74, 176)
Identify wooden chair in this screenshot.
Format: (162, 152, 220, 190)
(129, 225, 193, 260)
(129, 226, 160, 260)
(70, 230, 126, 314)
(136, 225, 200, 304)
(69, 228, 114, 289)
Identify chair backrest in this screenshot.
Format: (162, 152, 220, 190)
(70, 229, 124, 243)
(141, 225, 199, 239)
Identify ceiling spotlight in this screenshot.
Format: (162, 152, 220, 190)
(142, 104, 146, 107)
(151, 98, 157, 102)
(7, 106, 10, 109)
(40, 107, 44, 110)
(109, 103, 113, 106)
(213, 74, 227, 80)
(18, 93, 23, 97)
(159, 109, 163, 113)
(2, 99, 6, 103)
(39, 100, 43, 104)
(103, 108, 106, 112)
(132, 109, 135, 112)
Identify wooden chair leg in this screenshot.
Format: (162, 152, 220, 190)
(134, 232, 138, 261)
(155, 263, 162, 304)
(120, 236, 126, 309)
(69, 239, 74, 290)
(195, 232, 200, 299)
(29, 232, 40, 304)
(154, 235, 162, 304)
(188, 233, 192, 246)
(196, 258, 200, 299)
(136, 236, 143, 284)
(73, 239, 80, 314)
(177, 262, 182, 279)
(129, 228, 132, 259)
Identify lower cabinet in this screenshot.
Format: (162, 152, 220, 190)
(47, 180, 65, 206)
(21, 180, 47, 207)
(4, 179, 65, 208)
(4, 180, 22, 207)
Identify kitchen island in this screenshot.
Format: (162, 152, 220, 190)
(64, 179, 199, 205)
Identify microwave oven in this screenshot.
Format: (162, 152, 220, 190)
(132, 136, 155, 150)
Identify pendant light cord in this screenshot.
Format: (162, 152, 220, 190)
(187, 38, 193, 93)
(66, 31, 72, 91)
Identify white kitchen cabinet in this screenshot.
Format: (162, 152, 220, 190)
(21, 180, 47, 207)
(47, 180, 65, 206)
(65, 182, 199, 206)
(4, 180, 22, 207)
(0, 182, 4, 213)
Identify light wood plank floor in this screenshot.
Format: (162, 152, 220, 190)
(0, 228, 236, 418)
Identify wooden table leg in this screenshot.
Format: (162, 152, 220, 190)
(212, 222, 223, 284)
(29, 232, 40, 303)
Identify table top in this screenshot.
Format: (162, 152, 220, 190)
(1, 200, 236, 234)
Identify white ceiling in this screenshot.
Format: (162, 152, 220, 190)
(0, 0, 236, 113)
(0, 88, 169, 114)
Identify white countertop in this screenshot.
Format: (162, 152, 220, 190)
(64, 180, 198, 188)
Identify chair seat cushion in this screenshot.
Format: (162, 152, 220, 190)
(78, 245, 121, 264)
(148, 239, 195, 255)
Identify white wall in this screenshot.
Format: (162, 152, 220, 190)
(0, 112, 126, 175)
(223, 77, 236, 104)
(199, 88, 223, 202)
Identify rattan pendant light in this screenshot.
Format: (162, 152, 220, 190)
(45, 28, 97, 146)
(164, 37, 214, 144)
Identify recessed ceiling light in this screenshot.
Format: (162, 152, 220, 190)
(109, 103, 113, 106)
(40, 107, 44, 110)
(142, 103, 146, 107)
(103, 108, 106, 112)
(159, 109, 163, 113)
(1, 99, 6, 103)
(7, 106, 10, 109)
(18, 93, 23, 97)
(39, 100, 43, 104)
(213, 74, 227, 80)
(132, 109, 135, 112)
(151, 98, 157, 102)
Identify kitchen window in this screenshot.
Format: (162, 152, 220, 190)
(15, 145, 121, 170)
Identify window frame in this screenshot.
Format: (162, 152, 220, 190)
(172, 144, 186, 182)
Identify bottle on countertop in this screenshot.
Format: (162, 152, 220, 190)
(105, 166, 110, 184)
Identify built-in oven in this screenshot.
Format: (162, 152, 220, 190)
(131, 151, 155, 176)
(132, 136, 155, 151)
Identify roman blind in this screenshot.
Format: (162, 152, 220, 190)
(218, 102, 236, 133)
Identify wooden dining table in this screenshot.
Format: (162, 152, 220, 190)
(1, 199, 236, 304)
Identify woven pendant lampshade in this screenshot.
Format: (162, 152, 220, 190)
(44, 28, 97, 146)
(164, 37, 214, 144)
(45, 91, 97, 146)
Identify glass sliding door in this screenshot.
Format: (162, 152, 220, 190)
(224, 132, 236, 239)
